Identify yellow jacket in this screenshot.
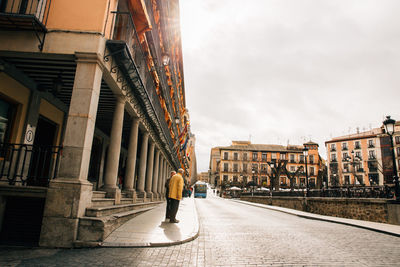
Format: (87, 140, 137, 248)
(168, 173, 184, 200)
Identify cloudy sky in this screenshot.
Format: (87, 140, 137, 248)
(178, 0, 400, 173)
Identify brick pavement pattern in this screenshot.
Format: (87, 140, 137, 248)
(1, 194, 400, 266)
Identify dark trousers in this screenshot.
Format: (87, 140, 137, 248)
(169, 198, 180, 221)
(165, 197, 172, 219)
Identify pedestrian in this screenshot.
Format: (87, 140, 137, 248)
(165, 170, 176, 222)
(168, 168, 184, 223)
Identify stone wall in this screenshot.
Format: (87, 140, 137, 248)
(240, 196, 400, 225)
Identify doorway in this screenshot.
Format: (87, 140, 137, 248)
(27, 116, 57, 186)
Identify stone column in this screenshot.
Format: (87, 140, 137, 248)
(152, 149, 160, 200)
(124, 117, 139, 199)
(162, 160, 167, 195)
(137, 131, 149, 197)
(145, 140, 155, 200)
(157, 156, 164, 197)
(103, 95, 125, 202)
(40, 52, 102, 248)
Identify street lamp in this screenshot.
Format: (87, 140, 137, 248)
(383, 115, 399, 200)
(303, 147, 309, 197)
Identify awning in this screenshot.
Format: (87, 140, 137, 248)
(129, 0, 152, 36)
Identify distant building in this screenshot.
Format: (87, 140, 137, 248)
(197, 172, 209, 183)
(209, 141, 323, 189)
(325, 122, 400, 188)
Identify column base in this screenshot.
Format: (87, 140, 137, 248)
(103, 187, 121, 204)
(137, 191, 146, 201)
(39, 178, 93, 248)
(123, 189, 137, 203)
(146, 192, 154, 201)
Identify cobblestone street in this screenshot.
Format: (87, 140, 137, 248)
(1, 195, 399, 266)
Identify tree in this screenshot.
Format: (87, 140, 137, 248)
(284, 165, 304, 191)
(266, 160, 287, 191)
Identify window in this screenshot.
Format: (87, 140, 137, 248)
(243, 153, 248, 160)
(223, 163, 228, 172)
(396, 136, 400, 144)
(233, 163, 238, 172)
(355, 151, 361, 159)
(290, 154, 295, 162)
(397, 147, 400, 156)
(280, 153, 286, 160)
(234, 152, 238, 160)
(290, 166, 295, 172)
(355, 141, 361, 149)
(368, 140, 374, 148)
(271, 153, 277, 160)
(0, 98, 16, 144)
(331, 154, 337, 161)
(261, 153, 267, 161)
(331, 144, 336, 151)
(223, 175, 228, 182)
(343, 152, 348, 160)
(368, 150, 376, 159)
(261, 164, 267, 171)
(309, 155, 314, 163)
(344, 175, 350, 185)
(223, 152, 228, 160)
(252, 163, 258, 171)
(242, 176, 248, 184)
(310, 167, 315, 175)
(342, 142, 348, 150)
(344, 163, 349, 172)
(252, 152, 258, 161)
(233, 176, 238, 182)
(300, 155, 305, 162)
(243, 163, 247, 172)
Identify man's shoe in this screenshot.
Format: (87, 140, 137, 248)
(170, 219, 180, 223)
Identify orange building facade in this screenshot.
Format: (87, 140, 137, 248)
(210, 141, 323, 189)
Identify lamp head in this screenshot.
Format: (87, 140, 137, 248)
(383, 115, 395, 136)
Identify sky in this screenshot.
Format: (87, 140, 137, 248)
(178, 0, 400, 173)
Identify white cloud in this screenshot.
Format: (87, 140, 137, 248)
(180, 0, 400, 172)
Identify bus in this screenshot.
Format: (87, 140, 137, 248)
(194, 182, 207, 198)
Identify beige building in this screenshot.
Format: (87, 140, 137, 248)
(0, 0, 191, 247)
(325, 121, 400, 188)
(197, 172, 209, 183)
(209, 141, 323, 189)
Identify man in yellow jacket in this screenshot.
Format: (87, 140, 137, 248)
(168, 168, 184, 223)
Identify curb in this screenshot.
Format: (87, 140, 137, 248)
(100, 199, 200, 248)
(231, 199, 400, 238)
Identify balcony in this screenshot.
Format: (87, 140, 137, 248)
(0, 0, 50, 50)
(106, 11, 179, 167)
(290, 160, 296, 163)
(0, 142, 62, 187)
(354, 145, 361, 150)
(330, 147, 336, 152)
(368, 156, 376, 161)
(356, 168, 365, 173)
(368, 144, 375, 148)
(342, 147, 348, 151)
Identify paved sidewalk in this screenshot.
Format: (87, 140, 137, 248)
(232, 199, 400, 237)
(101, 197, 199, 247)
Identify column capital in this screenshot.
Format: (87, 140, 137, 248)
(75, 52, 105, 69)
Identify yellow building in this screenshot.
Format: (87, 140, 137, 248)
(209, 141, 323, 190)
(0, 0, 191, 247)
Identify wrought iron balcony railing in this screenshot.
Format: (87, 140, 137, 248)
(0, 142, 62, 187)
(106, 11, 179, 167)
(0, 0, 51, 50)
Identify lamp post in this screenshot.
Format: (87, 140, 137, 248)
(303, 147, 309, 197)
(383, 115, 399, 200)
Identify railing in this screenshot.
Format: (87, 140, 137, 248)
(241, 186, 394, 199)
(0, 142, 62, 187)
(0, 0, 50, 23)
(108, 11, 178, 165)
